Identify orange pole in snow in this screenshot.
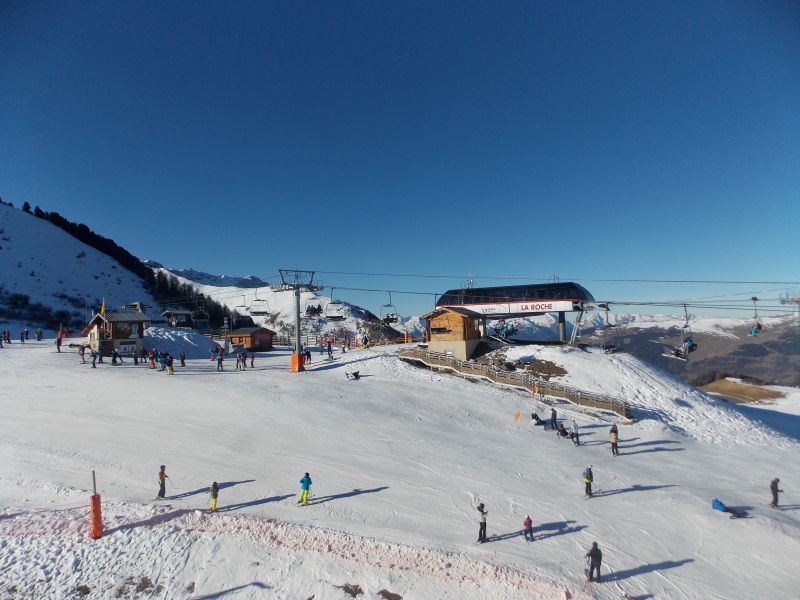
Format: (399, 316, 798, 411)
(89, 470, 103, 539)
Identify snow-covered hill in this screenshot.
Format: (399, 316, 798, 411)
(0, 341, 797, 599)
(0, 204, 158, 330)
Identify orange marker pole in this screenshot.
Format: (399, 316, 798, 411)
(89, 470, 103, 539)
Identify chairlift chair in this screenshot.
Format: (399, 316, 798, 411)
(380, 291, 399, 325)
(749, 296, 763, 336)
(246, 289, 270, 316)
(304, 300, 323, 320)
(601, 304, 619, 353)
(662, 304, 697, 361)
(325, 289, 346, 322)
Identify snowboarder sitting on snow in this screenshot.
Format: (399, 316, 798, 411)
(711, 498, 743, 519)
(557, 423, 570, 438)
(585, 541, 602, 582)
(531, 412, 544, 425)
(345, 371, 360, 380)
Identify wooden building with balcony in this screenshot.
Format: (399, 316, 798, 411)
(83, 310, 150, 356)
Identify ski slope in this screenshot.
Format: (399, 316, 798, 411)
(1, 341, 798, 599)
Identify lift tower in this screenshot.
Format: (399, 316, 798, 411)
(277, 270, 323, 372)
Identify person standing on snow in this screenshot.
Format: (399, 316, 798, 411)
(583, 465, 594, 497)
(476, 503, 488, 543)
(298, 472, 312, 505)
(523, 514, 533, 542)
(180, 351, 186, 368)
(209, 481, 219, 512)
(571, 420, 580, 446)
(157, 465, 169, 499)
(610, 425, 619, 456)
(585, 542, 603, 582)
(770, 478, 783, 508)
(216, 352, 224, 371)
(166, 353, 174, 375)
(250, 353, 255, 368)
(550, 408, 557, 431)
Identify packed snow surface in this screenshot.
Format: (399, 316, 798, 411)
(1, 340, 798, 599)
(143, 326, 221, 359)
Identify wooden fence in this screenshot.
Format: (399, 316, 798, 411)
(398, 348, 631, 419)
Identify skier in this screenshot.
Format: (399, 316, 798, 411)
(571, 420, 580, 446)
(585, 542, 602, 582)
(157, 465, 169, 499)
(583, 465, 594, 497)
(304, 349, 311, 364)
(79, 345, 86, 364)
(90, 350, 98, 368)
(327, 340, 333, 359)
(550, 408, 557, 431)
(20, 331, 24, 343)
(166, 354, 174, 375)
(770, 478, 783, 508)
(180, 351, 186, 368)
(250, 353, 254, 368)
(209, 481, 219, 512)
(216, 352, 224, 371)
(610, 425, 619, 456)
(298, 472, 312, 505)
(476, 502, 488, 543)
(345, 371, 360, 380)
(523, 514, 533, 542)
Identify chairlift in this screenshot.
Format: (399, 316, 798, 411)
(304, 299, 323, 319)
(494, 318, 517, 338)
(325, 289, 346, 322)
(244, 288, 269, 316)
(380, 291, 399, 325)
(600, 304, 619, 353)
(236, 295, 248, 310)
(749, 296, 763, 336)
(662, 304, 697, 361)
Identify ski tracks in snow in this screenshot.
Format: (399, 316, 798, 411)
(0, 500, 593, 599)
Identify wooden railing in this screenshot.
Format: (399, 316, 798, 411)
(398, 348, 631, 419)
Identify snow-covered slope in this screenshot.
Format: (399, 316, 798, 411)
(144, 326, 221, 359)
(1, 341, 798, 599)
(502, 345, 795, 448)
(155, 267, 398, 339)
(0, 205, 157, 328)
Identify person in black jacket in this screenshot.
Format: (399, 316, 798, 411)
(770, 478, 783, 508)
(586, 541, 602, 582)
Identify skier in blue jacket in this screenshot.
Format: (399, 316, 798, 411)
(298, 472, 312, 505)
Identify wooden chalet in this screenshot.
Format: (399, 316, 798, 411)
(421, 307, 482, 360)
(226, 327, 275, 351)
(161, 309, 193, 328)
(83, 310, 150, 355)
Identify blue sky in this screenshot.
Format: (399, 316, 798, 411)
(2, 1, 798, 317)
